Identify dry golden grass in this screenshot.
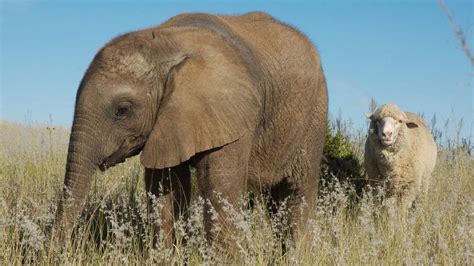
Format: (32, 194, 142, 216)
(0, 119, 472, 264)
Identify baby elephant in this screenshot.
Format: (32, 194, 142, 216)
(364, 103, 437, 210)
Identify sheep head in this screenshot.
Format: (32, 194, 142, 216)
(365, 103, 419, 147)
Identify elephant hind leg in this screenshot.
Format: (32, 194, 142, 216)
(144, 164, 191, 248)
(266, 178, 295, 253)
(268, 175, 316, 248)
(271, 149, 318, 246)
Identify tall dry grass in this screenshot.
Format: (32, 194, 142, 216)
(0, 117, 472, 264)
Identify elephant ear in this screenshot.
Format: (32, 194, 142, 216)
(140, 53, 259, 169)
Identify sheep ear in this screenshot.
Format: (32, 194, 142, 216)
(364, 112, 373, 120)
(406, 121, 419, 129)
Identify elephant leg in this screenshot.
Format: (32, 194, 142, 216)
(144, 163, 191, 248)
(268, 177, 316, 245)
(192, 138, 252, 247)
(275, 149, 318, 245)
(266, 178, 294, 252)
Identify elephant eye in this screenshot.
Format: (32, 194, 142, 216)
(115, 103, 131, 119)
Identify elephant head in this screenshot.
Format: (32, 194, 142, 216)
(54, 28, 259, 238)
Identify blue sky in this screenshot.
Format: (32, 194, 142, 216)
(1, 0, 472, 137)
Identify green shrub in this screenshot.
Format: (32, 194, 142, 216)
(320, 124, 366, 200)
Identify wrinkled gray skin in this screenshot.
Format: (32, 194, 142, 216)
(54, 12, 328, 247)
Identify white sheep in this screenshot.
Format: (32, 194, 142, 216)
(364, 103, 437, 210)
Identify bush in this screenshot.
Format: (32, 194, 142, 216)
(320, 124, 366, 200)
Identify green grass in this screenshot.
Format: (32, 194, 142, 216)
(0, 119, 472, 264)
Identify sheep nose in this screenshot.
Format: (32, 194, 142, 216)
(382, 131, 392, 138)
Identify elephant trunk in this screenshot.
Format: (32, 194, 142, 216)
(54, 117, 100, 240)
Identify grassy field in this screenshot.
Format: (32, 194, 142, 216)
(0, 119, 472, 264)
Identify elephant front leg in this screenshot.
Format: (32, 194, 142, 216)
(144, 164, 191, 248)
(192, 138, 252, 249)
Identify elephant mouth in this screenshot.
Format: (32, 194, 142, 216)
(99, 136, 146, 171)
